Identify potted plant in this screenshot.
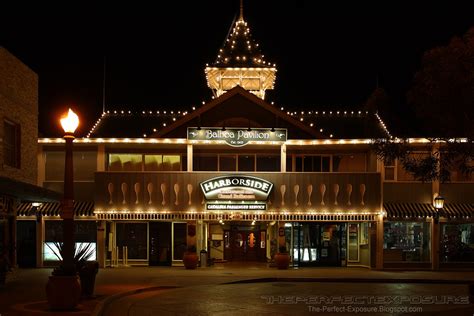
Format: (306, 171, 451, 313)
(45, 242, 97, 308)
(74, 244, 99, 298)
(274, 246, 291, 269)
(182, 245, 198, 269)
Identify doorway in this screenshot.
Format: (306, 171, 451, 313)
(224, 224, 265, 262)
(149, 222, 171, 266)
(16, 221, 36, 267)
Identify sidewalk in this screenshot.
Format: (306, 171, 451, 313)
(1, 265, 474, 315)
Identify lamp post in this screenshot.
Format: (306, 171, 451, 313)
(60, 108, 79, 274)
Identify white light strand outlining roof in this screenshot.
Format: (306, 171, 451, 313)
(39, 137, 460, 145)
(375, 112, 392, 138)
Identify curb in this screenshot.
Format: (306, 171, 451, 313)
(91, 286, 178, 316)
(223, 277, 474, 285)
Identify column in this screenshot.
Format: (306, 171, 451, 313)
(375, 214, 384, 269)
(431, 218, 440, 270)
(36, 216, 44, 267)
(187, 144, 193, 172)
(97, 220, 106, 268)
(97, 144, 106, 172)
(280, 144, 286, 172)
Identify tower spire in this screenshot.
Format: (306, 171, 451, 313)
(239, 0, 244, 21)
(205, 1, 277, 100)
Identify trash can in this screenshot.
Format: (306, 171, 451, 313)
(200, 249, 207, 267)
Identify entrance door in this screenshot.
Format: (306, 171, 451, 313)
(228, 226, 263, 261)
(149, 222, 171, 266)
(17, 221, 36, 267)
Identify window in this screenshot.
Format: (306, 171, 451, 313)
(3, 120, 20, 168)
(294, 155, 330, 172)
(193, 154, 218, 171)
(383, 222, 431, 262)
(144, 155, 181, 171)
(116, 223, 148, 260)
(441, 224, 474, 262)
(256, 155, 280, 171)
(45, 151, 97, 181)
(109, 154, 183, 172)
(43, 221, 97, 261)
(238, 155, 255, 171)
(219, 155, 236, 171)
(108, 154, 142, 171)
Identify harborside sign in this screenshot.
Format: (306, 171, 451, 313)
(200, 175, 273, 201)
(187, 127, 287, 147)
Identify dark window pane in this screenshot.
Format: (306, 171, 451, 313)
(219, 155, 236, 171)
(295, 156, 303, 172)
(182, 155, 187, 171)
(74, 151, 97, 180)
(193, 154, 218, 171)
(45, 152, 65, 181)
(286, 156, 292, 171)
(44, 221, 96, 242)
(313, 156, 322, 172)
(303, 156, 314, 172)
(257, 155, 280, 171)
(238, 155, 255, 171)
(4, 120, 20, 168)
(322, 156, 330, 172)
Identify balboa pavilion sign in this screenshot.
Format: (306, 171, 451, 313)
(201, 175, 273, 210)
(188, 127, 287, 147)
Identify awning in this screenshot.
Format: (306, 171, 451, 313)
(384, 203, 435, 218)
(442, 204, 473, 218)
(0, 176, 62, 202)
(17, 201, 95, 217)
(384, 203, 473, 219)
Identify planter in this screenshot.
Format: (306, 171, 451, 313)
(183, 252, 199, 269)
(79, 261, 99, 297)
(46, 275, 81, 310)
(274, 253, 291, 269)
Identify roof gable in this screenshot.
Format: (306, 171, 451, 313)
(155, 86, 321, 139)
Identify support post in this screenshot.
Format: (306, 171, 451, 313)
(376, 214, 384, 269)
(280, 144, 286, 172)
(187, 144, 193, 172)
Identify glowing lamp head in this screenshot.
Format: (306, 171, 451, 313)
(434, 195, 445, 209)
(60, 108, 79, 134)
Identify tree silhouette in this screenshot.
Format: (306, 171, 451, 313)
(407, 27, 474, 138)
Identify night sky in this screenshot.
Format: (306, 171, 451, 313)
(1, 2, 473, 137)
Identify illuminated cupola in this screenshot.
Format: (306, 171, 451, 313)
(205, 0, 277, 100)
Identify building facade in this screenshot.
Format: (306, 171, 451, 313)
(17, 9, 474, 270)
(0, 47, 60, 268)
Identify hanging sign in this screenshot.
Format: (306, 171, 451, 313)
(187, 127, 287, 147)
(200, 175, 273, 201)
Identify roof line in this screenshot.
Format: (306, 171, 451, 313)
(155, 86, 321, 138)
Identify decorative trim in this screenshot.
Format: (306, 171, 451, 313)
(95, 212, 377, 222)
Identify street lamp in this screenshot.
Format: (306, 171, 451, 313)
(434, 195, 445, 224)
(60, 108, 79, 274)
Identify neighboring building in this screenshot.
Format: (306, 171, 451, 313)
(24, 8, 474, 270)
(0, 47, 60, 268)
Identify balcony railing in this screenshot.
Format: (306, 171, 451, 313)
(95, 172, 381, 214)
